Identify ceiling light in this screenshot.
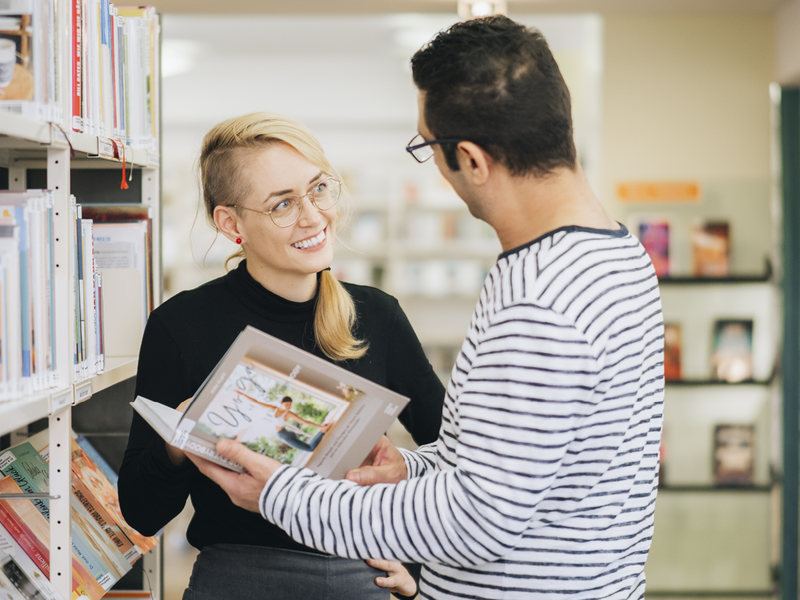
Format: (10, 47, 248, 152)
(457, 0, 507, 20)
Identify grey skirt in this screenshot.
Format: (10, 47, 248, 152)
(181, 544, 390, 600)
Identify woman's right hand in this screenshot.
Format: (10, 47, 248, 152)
(165, 398, 192, 466)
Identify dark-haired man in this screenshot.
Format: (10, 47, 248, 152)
(190, 15, 665, 599)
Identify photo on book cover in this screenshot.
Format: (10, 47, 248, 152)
(192, 356, 351, 469)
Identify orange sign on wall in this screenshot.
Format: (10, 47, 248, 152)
(616, 181, 701, 203)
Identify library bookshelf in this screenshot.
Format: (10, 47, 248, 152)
(0, 4, 162, 599)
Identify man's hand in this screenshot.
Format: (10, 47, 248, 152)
(345, 436, 407, 486)
(187, 439, 282, 513)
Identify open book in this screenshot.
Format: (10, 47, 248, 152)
(132, 326, 409, 479)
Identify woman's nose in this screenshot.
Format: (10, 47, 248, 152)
(296, 196, 322, 228)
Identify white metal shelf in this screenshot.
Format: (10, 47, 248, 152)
(0, 112, 157, 168)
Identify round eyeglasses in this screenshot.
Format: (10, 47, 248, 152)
(230, 177, 342, 228)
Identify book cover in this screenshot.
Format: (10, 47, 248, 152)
(638, 219, 670, 278)
(663, 323, 681, 381)
(0, 0, 49, 120)
(0, 525, 63, 600)
(713, 424, 755, 486)
(710, 319, 753, 383)
(0, 476, 116, 596)
(133, 325, 410, 480)
(691, 221, 729, 277)
(68, 439, 158, 556)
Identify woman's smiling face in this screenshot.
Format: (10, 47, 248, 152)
(234, 142, 337, 296)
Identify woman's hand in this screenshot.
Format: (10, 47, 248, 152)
(165, 398, 192, 466)
(367, 559, 417, 598)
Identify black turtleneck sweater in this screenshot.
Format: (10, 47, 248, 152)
(118, 261, 446, 552)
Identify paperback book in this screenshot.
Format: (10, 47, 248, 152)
(710, 319, 753, 383)
(691, 221, 730, 277)
(132, 325, 410, 479)
(637, 219, 670, 278)
(663, 323, 681, 381)
(713, 424, 755, 486)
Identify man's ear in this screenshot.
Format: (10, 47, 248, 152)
(214, 205, 244, 244)
(455, 141, 491, 185)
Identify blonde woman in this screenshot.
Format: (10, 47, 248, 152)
(119, 112, 445, 599)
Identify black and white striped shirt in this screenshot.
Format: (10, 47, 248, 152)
(262, 225, 665, 600)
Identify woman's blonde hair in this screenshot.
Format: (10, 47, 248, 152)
(198, 112, 367, 362)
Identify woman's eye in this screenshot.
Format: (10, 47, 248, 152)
(313, 181, 328, 194)
(272, 198, 293, 212)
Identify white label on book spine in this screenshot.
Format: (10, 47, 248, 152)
(0, 451, 16, 470)
(97, 573, 115, 590)
(171, 418, 195, 449)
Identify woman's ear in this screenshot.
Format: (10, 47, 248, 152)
(213, 205, 244, 244)
(455, 141, 491, 186)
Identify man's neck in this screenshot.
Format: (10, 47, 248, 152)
(484, 165, 619, 253)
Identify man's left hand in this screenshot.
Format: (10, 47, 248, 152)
(187, 439, 282, 513)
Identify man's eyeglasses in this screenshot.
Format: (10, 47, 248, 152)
(406, 133, 466, 163)
(230, 176, 342, 228)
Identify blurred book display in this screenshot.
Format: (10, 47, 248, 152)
(133, 326, 409, 479)
(663, 323, 681, 381)
(710, 319, 753, 383)
(713, 424, 755, 487)
(691, 221, 730, 277)
(638, 219, 670, 278)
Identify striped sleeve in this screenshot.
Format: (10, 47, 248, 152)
(260, 303, 600, 567)
(401, 444, 437, 479)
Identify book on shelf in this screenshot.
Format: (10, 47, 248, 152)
(0, 0, 55, 122)
(713, 424, 755, 486)
(663, 323, 681, 381)
(0, 477, 108, 600)
(0, 441, 138, 593)
(0, 525, 63, 600)
(637, 218, 670, 278)
(0, 190, 58, 401)
(710, 318, 753, 383)
(75, 1, 159, 149)
(70, 197, 106, 381)
(132, 325, 410, 479)
(691, 220, 730, 277)
(27, 431, 159, 556)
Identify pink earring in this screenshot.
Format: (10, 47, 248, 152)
(236, 238, 242, 244)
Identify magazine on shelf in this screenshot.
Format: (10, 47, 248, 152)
(713, 424, 755, 486)
(636, 218, 670, 278)
(710, 318, 753, 383)
(132, 326, 410, 479)
(691, 220, 730, 277)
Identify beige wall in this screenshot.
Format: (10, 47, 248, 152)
(602, 15, 775, 197)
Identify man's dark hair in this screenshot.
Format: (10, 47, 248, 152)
(411, 15, 577, 177)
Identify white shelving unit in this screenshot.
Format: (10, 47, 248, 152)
(0, 6, 162, 598)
